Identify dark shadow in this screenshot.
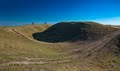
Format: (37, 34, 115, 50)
(116, 35, 120, 49)
(32, 22, 90, 43)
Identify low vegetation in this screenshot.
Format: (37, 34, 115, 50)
(0, 22, 120, 71)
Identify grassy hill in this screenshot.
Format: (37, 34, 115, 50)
(0, 23, 120, 71)
(33, 22, 117, 42)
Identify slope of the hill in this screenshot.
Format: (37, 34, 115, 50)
(0, 24, 63, 62)
(0, 23, 120, 71)
(33, 22, 117, 42)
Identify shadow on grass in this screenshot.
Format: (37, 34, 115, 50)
(32, 22, 90, 43)
(116, 35, 120, 49)
(32, 32, 88, 43)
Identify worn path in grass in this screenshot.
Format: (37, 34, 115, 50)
(11, 28, 51, 44)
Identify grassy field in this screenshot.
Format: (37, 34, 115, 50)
(0, 23, 120, 71)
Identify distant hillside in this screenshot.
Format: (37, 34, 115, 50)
(33, 22, 117, 42)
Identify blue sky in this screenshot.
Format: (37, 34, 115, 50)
(0, 0, 120, 26)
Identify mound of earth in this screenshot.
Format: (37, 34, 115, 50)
(32, 22, 117, 42)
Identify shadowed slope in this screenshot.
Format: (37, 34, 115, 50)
(116, 34, 120, 49)
(32, 22, 117, 42)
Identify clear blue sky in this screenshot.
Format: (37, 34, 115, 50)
(0, 0, 120, 26)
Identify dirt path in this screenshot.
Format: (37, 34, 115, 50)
(86, 30, 120, 56)
(11, 28, 51, 44)
(0, 61, 47, 66)
(71, 30, 120, 58)
(0, 57, 73, 66)
(11, 28, 31, 38)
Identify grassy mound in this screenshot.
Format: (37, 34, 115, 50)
(33, 22, 117, 42)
